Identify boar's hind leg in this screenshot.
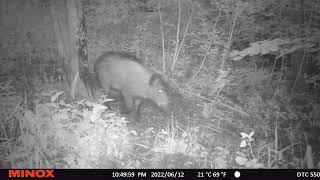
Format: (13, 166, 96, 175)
(131, 98, 142, 122)
(122, 92, 142, 122)
(99, 84, 113, 109)
(100, 83, 111, 95)
(122, 91, 134, 114)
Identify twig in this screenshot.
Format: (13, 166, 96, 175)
(174, 10, 192, 68)
(275, 112, 278, 163)
(221, 0, 239, 69)
(269, 143, 300, 154)
(191, 7, 220, 80)
(158, 1, 166, 73)
(0, 122, 13, 167)
(191, 54, 206, 80)
(267, 56, 278, 85)
(171, 78, 250, 117)
(194, 93, 250, 117)
(171, 0, 181, 72)
(291, 49, 306, 96)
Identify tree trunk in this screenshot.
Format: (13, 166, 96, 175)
(51, 0, 90, 99)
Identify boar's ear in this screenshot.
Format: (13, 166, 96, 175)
(149, 73, 163, 86)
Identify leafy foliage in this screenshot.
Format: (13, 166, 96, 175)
(230, 36, 320, 61)
(1, 0, 320, 169)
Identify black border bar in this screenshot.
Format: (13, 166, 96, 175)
(1, 169, 319, 179)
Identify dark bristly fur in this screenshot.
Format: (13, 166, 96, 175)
(93, 51, 169, 122)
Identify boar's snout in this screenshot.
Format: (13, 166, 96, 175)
(159, 103, 170, 114)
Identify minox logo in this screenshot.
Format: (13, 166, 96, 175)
(8, 170, 54, 178)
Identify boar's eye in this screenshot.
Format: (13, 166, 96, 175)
(158, 89, 163, 93)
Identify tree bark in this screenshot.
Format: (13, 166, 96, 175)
(51, 0, 89, 99)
